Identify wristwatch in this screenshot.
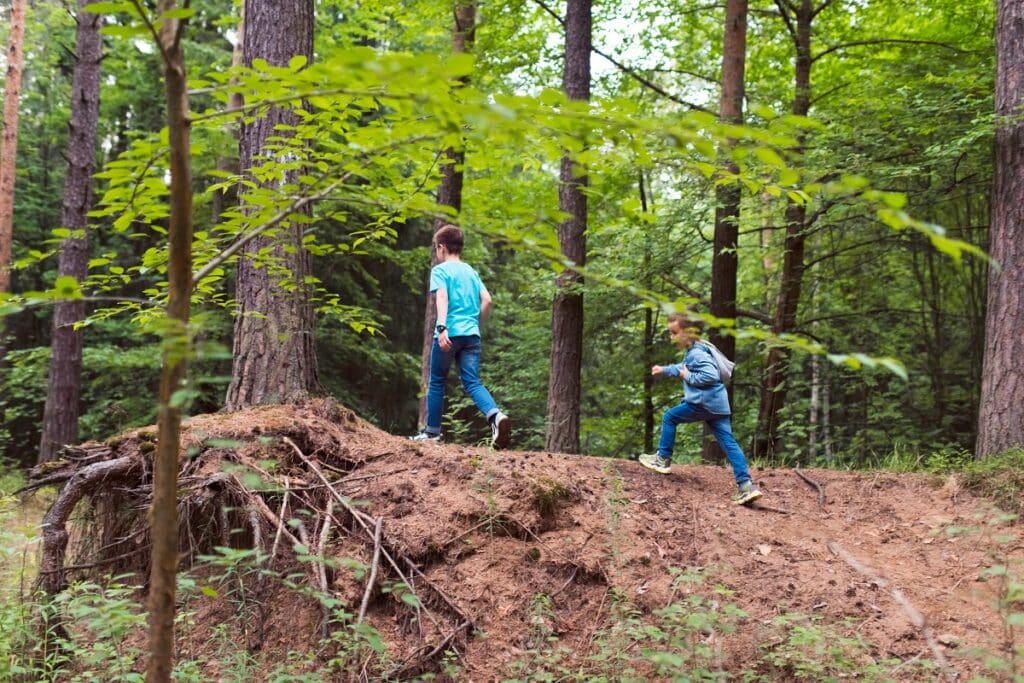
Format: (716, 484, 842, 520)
(436, 324, 447, 334)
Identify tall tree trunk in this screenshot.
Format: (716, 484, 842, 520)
(977, 0, 1024, 458)
(703, 0, 747, 464)
(38, 0, 102, 464)
(751, 0, 813, 460)
(545, 0, 591, 454)
(0, 0, 27, 294)
(418, 0, 476, 427)
(639, 171, 654, 453)
(147, 4, 193, 680)
(225, 0, 318, 410)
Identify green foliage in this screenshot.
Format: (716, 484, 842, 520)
(961, 448, 1024, 515)
(0, 0, 1001, 469)
(755, 613, 903, 682)
(0, 344, 157, 464)
(507, 570, 742, 681)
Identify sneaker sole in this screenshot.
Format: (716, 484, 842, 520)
(493, 416, 511, 450)
(639, 460, 671, 475)
(734, 489, 763, 505)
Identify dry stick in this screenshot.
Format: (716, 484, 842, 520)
(795, 468, 827, 507)
(282, 437, 455, 631)
(233, 475, 303, 550)
(317, 499, 336, 639)
(269, 477, 292, 560)
(551, 566, 580, 598)
(748, 501, 793, 515)
(826, 541, 956, 681)
(387, 620, 472, 679)
(357, 517, 383, 624)
(249, 509, 264, 555)
(339, 468, 409, 487)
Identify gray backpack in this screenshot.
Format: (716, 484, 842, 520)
(701, 341, 735, 382)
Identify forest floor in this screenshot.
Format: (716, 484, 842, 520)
(22, 400, 1023, 681)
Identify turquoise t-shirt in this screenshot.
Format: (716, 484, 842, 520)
(430, 260, 486, 338)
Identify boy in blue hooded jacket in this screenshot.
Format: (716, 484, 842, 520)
(639, 313, 763, 505)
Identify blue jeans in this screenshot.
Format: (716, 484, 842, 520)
(424, 335, 499, 435)
(657, 402, 751, 484)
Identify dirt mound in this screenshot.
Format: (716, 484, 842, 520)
(26, 400, 1017, 680)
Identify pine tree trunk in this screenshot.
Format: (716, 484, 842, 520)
(977, 0, 1024, 458)
(225, 0, 319, 411)
(545, 0, 591, 454)
(147, 4, 193, 679)
(640, 171, 654, 453)
(752, 0, 812, 460)
(38, 0, 102, 464)
(418, 0, 476, 428)
(0, 0, 27, 294)
(704, 0, 747, 464)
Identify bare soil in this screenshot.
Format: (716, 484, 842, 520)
(32, 400, 1020, 680)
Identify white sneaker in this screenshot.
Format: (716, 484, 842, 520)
(490, 412, 511, 449)
(409, 431, 441, 442)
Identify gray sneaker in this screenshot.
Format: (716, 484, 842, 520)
(490, 412, 511, 449)
(409, 431, 441, 443)
(733, 480, 763, 505)
(638, 453, 671, 474)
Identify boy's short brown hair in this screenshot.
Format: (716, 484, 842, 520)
(667, 311, 704, 332)
(434, 224, 464, 255)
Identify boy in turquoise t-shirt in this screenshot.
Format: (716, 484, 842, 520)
(410, 224, 511, 449)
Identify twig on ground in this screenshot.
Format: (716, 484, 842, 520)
(386, 620, 471, 679)
(270, 477, 291, 560)
(339, 468, 409, 487)
(749, 501, 792, 514)
(282, 436, 456, 630)
(233, 475, 303, 551)
(552, 566, 580, 599)
(826, 540, 957, 682)
(795, 468, 827, 507)
(358, 517, 383, 625)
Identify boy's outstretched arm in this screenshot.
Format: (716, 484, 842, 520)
(479, 287, 492, 322)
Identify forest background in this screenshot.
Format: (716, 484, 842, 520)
(0, 0, 1016, 475)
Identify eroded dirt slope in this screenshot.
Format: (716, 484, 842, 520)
(33, 401, 1017, 680)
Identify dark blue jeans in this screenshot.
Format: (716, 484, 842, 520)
(424, 335, 498, 435)
(657, 402, 751, 484)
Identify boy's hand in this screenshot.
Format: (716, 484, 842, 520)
(439, 330, 452, 351)
(651, 365, 663, 376)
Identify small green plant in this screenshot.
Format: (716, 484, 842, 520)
(531, 477, 572, 518)
(961, 447, 1024, 515)
(755, 612, 912, 682)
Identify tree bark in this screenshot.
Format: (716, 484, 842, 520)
(977, 0, 1024, 458)
(147, 3, 193, 679)
(751, 0, 813, 460)
(225, 0, 319, 411)
(545, 0, 591, 454)
(704, 0, 747, 464)
(38, 0, 103, 464)
(418, 0, 476, 427)
(0, 0, 27, 294)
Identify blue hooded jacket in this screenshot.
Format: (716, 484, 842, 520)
(661, 341, 730, 415)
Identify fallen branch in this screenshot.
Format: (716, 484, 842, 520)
(35, 456, 137, 595)
(386, 620, 471, 679)
(357, 517, 383, 625)
(795, 468, 827, 507)
(283, 437, 464, 630)
(269, 477, 292, 560)
(826, 541, 956, 681)
(748, 501, 792, 515)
